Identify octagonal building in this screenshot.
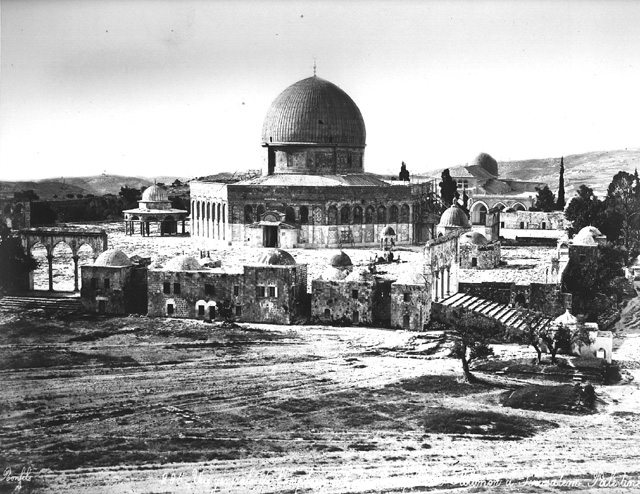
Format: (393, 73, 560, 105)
(190, 74, 431, 248)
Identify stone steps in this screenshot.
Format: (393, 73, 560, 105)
(438, 293, 552, 332)
(0, 295, 84, 315)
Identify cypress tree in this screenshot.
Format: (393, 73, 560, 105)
(556, 156, 566, 210)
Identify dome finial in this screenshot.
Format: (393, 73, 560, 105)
(313, 58, 317, 76)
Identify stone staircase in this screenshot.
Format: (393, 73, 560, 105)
(438, 292, 552, 333)
(0, 294, 84, 316)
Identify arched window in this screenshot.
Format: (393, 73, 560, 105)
(257, 205, 265, 221)
(353, 206, 363, 224)
(389, 205, 399, 223)
(328, 205, 338, 225)
(377, 205, 387, 223)
(206, 203, 210, 221)
(365, 206, 375, 224)
(300, 206, 309, 224)
(340, 206, 350, 225)
(285, 206, 296, 223)
(400, 204, 410, 223)
(244, 205, 253, 224)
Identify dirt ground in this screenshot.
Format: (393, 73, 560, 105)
(4, 223, 640, 493)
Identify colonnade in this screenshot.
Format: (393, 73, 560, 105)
(432, 265, 452, 302)
(191, 199, 228, 241)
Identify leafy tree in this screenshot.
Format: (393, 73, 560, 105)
(533, 185, 556, 212)
(438, 169, 457, 207)
(518, 310, 545, 364)
(399, 161, 410, 181)
(0, 225, 38, 292)
(14, 190, 39, 202)
(172, 179, 183, 187)
(538, 323, 593, 364)
(557, 156, 566, 210)
(119, 186, 142, 209)
(634, 168, 640, 200)
(605, 171, 639, 251)
(446, 310, 501, 382)
(564, 185, 605, 237)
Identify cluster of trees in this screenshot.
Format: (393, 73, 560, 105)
(532, 157, 566, 212)
(0, 225, 37, 292)
(439, 308, 592, 383)
(565, 170, 640, 254)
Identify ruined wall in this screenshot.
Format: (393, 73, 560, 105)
(459, 242, 501, 269)
(311, 279, 375, 325)
(81, 265, 132, 315)
(528, 283, 564, 317)
(390, 283, 430, 330)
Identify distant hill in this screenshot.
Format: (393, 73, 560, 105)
(430, 148, 640, 199)
(0, 175, 188, 200)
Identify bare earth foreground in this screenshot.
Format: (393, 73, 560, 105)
(2, 222, 640, 493)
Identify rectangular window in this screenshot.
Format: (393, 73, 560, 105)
(233, 285, 239, 296)
(541, 222, 546, 230)
(471, 257, 478, 267)
(500, 222, 505, 228)
(91, 278, 98, 290)
(520, 222, 525, 229)
(205, 284, 214, 296)
(257, 286, 265, 298)
(235, 305, 242, 316)
(173, 283, 181, 295)
(351, 289, 359, 299)
(163, 282, 171, 294)
(268, 286, 277, 297)
(104, 278, 110, 289)
(324, 308, 331, 319)
(404, 292, 411, 302)
(167, 303, 174, 315)
(198, 305, 205, 316)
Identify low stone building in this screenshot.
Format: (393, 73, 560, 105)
(390, 272, 430, 330)
(81, 249, 147, 314)
(458, 231, 501, 269)
(311, 252, 376, 325)
(146, 249, 307, 324)
(499, 210, 567, 242)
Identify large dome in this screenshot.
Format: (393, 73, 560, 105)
(262, 76, 366, 146)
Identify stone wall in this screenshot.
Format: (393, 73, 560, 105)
(423, 232, 459, 301)
(500, 211, 567, 240)
(273, 146, 365, 175)
(390, 283, 430, 330)
(311, 279, 375, 325)
(458, 282, 513, 305)
(81, 265, 133, 315)
(459, 242, 501, 269)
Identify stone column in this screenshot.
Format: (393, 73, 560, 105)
(73, 255, 80, 292)
(47, 253, 54, 291)
(434, 270, 439, 301)
(409, 204, 414, 244)
(440, 268, 445, 300)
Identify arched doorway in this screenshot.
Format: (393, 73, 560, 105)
(471, 202, 487, 225)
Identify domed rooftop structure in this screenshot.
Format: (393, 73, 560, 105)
(381, 226, 396, 237)
(141, 184, 169, 203)
(438, 205, 471, 229)
(554, 309, 579, 327)
(573, 226, 604, 246)
(329, 251, 353, 268)
(94, 249, 132, 267)
(256, 248, 296, 266)
(460, 231, 488, 246)
(344, 267, 374, 283)
(262, 76, 366, 147)
(163, 255, 203, 271)
(472, 152, 498, 176)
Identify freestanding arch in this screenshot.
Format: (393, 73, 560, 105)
(20, 227, 108, 292)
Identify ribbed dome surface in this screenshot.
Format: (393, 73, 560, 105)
(554, 309, 579, 326)
(94, 249, 132, 267)
(256, 249, 296, 266)
(142, 185, 169, 202)
(262, 77, 366, 145)
(460, 231, 488, 245)
(438, 205, 471, 228)
(163, 255, 203, 271)
(329, 251, 353, 268)
(573, 226, 603, 246)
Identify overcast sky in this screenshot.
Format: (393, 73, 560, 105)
(1, 0, 639, 181)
